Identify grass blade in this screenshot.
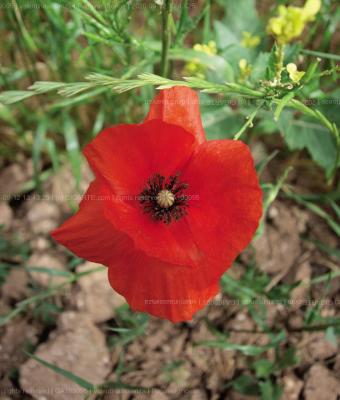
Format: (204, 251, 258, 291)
(24, 352, 95, 391)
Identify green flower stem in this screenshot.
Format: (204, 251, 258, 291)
(160, 0, 172, 78)
(301, 48, 340, 62)
(233, 102, 265, 140)
(1, 71, 338, 179)
(275, 43, 285, 83)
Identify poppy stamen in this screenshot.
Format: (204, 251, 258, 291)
(139, 173, 189, 224)
(157, 190, 175, 209)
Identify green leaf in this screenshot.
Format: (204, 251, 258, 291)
(252, 359, 275, 379)
(255, 167, 292, 239)
(0, 104, 19, 126)
(285, 191, 340, 236)
(24, 352, 95, 391)
(307, 239, 340, 259)
(301, 49, 340, 61)
(25, 266, 73, 277)
(33, 301, 62, 325)
(0, 263, 11, 286)
(251, 52, 270, 82)
(32, 120, 48, 193)
(325, 327, 338, 346)
(259, 380, 283, 400)
(107, 305, 149, 347)
(232, 375, 260, 396)
(274, 92, 296, 121)
(198, 341, 267, 356)
(45, 139, 60, 172)
(214, 21, 239, 50)
(265, 44, 278, 81)
(197, 331, 286, 356)
(276, 346, 299, 370)
(0, 90, 35, 105)
(223, 0, 260, 36)
(200, 94, 244, 139)
(278, 111, 337, 173)
(170, 48, 234, 82)
(302, 58, 321, 84)
(220, 272, 259, 302)
(331, 201, 340, 219)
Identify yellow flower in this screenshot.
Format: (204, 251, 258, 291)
(239, 58, 252, 82)
(183, 41, 217, 78)
(303, 0, 322, 20)
(286, 63, 305, 83)
(193, 40, 217, 56)
(241, 31, 261, 48)
(267, 0, 321, 44)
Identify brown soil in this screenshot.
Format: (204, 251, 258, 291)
(0, 160, 339, 400)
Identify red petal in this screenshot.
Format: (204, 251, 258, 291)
(51, 179, 123, 265)
(182, 140, 262, 266)
(104, 198, 203, 267)
(144, 87, 206, 144)
(107, 239, 219, 322)
(83, 119, 196, 196)
(83, 119, 202, 267)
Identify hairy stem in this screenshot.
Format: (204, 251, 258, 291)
(275, 43, 285, 83)
(160, 0, 172, 78)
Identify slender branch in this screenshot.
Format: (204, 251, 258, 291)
(0, 71, 338, 179)
(213, 319, 340, 335)
(233, 101, 265, 140)
(160, 0, 172, 78)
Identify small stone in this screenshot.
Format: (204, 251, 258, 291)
(254, 202, 301, 275)
(26, 252, 68, 287)
(290, 261, 311, 310)
(1, 268, 28, 301)
(19, 312, 111, 400)
(304, 364, 340, 400)
(0, 202, 13, 229)
(190, 389, 208, 400)
(0, 162, 33, 197)
(43, 162, 93, 214)
(26, 200, 61, 234)
(150, 389, 169, 400)
(302, 332, 338, 362)
(282, 373, 303, 400)
(74, 262, 125, 323)
(30, 236, 50, 251)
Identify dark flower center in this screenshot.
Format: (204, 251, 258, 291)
(139, 173, 189, 224)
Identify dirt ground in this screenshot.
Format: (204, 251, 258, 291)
(0, 157, 339, 400)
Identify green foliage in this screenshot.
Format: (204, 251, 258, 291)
(221, 0, 260, 37)
(278, 111, 337, 174)
(285, 190, 340, 236)
(252, 359, 275, 379)
(161, 360, 186, 383)
(32, 301, 62, 325)
(223, 336, 298, 399)
(197, 329, 286, 356)
(0, 265, 105, 327)
(0, 2, 339, 395)
(107, 304, 149, 347)
(0, 228, 30, 285)
(25, 351, 149, 397)
(25, 352, 96, 391)
(231, 375, 261, 396)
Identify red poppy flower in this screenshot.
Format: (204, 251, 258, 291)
(52, 87, 262, 322)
